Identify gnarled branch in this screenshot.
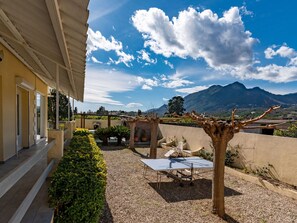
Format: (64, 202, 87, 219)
(238, 105, 280, 128)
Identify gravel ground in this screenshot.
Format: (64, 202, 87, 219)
(100, 146, 297, 223)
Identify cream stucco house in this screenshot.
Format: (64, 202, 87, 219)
(0, 1, 89, 222)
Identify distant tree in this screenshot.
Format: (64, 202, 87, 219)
(274, 122, 297, 138)
(48, 89, 72, 128)
(168, 96, 185, 115)
(74, 107, 78, 115)
(73, 107, 78, 115)
(96, 106, 107, 115)
(137, 109, 142, 116)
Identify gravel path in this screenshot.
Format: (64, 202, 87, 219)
(100, 146, 297, 223)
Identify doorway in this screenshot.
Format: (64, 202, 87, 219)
(16, 87, 29, 151)
(36, 92, 45, 141)
(16, 88, 22, 151)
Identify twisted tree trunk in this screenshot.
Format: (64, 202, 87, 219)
(212, 139, 227, 218)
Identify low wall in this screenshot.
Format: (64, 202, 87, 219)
(75, 119, 122, 129)
(159, 124, 297, 186)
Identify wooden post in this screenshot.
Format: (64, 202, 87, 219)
(149, 118, 159, 159)
(55, 64, 59, 130)
(108, 115, 111, 127)
(128, 121, 136, 149)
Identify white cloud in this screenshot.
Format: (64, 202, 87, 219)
(264, 44, 297, 59)
(162, 97, 169, 101)
(110, 50, 135, 67)
(87, 28, 134, 67)
(164, 60, 174, 69)
(132, 7, 257, 70)
(162, 76, 194, 88)
(137, 50, 157, 64)
(240, 6, 253, 16)
(91, 56, 103, 64)
(142, 84, 152, 90)
(175, 85, 208, 94)
(87, 28, 122, 55)
(126, 102, 143, 108)
(137, 76, 158, 90)
(84, 66, 140, 105)
(251, 64, 297, 83)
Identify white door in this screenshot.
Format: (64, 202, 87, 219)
(17, 88, 22, 151)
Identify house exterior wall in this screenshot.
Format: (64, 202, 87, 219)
(159, 124, 297, 186)
(0, 44, 48, 162)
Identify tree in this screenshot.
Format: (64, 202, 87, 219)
(137, 109, 142, 116)
(96, 106, 107, 115)
(168, 96, 185, 115)
(74, 107, 78, 115)
(48, 89, 72, 128)
(189, 106, 280, 218)
(274, 122, 297, 138)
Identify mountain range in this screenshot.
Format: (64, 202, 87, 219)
(151, 82, 297, 116)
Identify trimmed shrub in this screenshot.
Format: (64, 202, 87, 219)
(111, 125, 130, 145)
(94, 127, 112, 146)
(73, 128, 91, 136)
(49, 132, 106, 223)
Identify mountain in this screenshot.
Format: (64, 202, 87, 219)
(151, 82, 297, 116)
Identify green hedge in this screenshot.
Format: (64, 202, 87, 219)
(49, 131, 107, 223)
(94, 125, 130, 146)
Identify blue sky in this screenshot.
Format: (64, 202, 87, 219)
(75, 0, 297, 112)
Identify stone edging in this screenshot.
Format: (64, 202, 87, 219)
(225, 166, 297, 200)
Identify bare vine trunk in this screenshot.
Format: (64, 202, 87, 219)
(129, 122, 136, 149)
(212, 140, 227, 218)
(150, 122, 158, 159)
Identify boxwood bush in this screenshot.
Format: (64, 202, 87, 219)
(49, 130, 107, 223)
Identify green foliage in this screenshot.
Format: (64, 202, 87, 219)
(251, 163, 277, 181)
(73, 128, 92, 136)
(94, 125, 130, 146)
(167, 96, 185, 115)
(274, 122, 297, 138)
(48, 134, 106, 223)
(197, 144, 239, 167)
(48, 89, 72, 128)
(94, 127, 112, 145)
(111, 125, 130, 145)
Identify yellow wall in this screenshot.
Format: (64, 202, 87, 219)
(0, 76, 3, 161)
(0, 44, 48, 161)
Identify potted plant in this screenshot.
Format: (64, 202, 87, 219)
(141, 129, 147, 142)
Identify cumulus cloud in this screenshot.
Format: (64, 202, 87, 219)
(137, 50, 157, 65)
(87, 28, 134, 67)
(264, 44, 297, 59)
(126, 102, 143, 108)
(175, 85, 209, 94)
(132, 7, 257, 70)
(250, 64, 297, 83)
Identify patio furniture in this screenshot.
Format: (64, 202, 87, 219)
(141, 157, 213, 188)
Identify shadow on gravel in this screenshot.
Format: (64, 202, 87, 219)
(99, 200, 114, 223)
(100, 145, 126, 151)
(224, 214, 240, 223)
(149, 179, 241, 202)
